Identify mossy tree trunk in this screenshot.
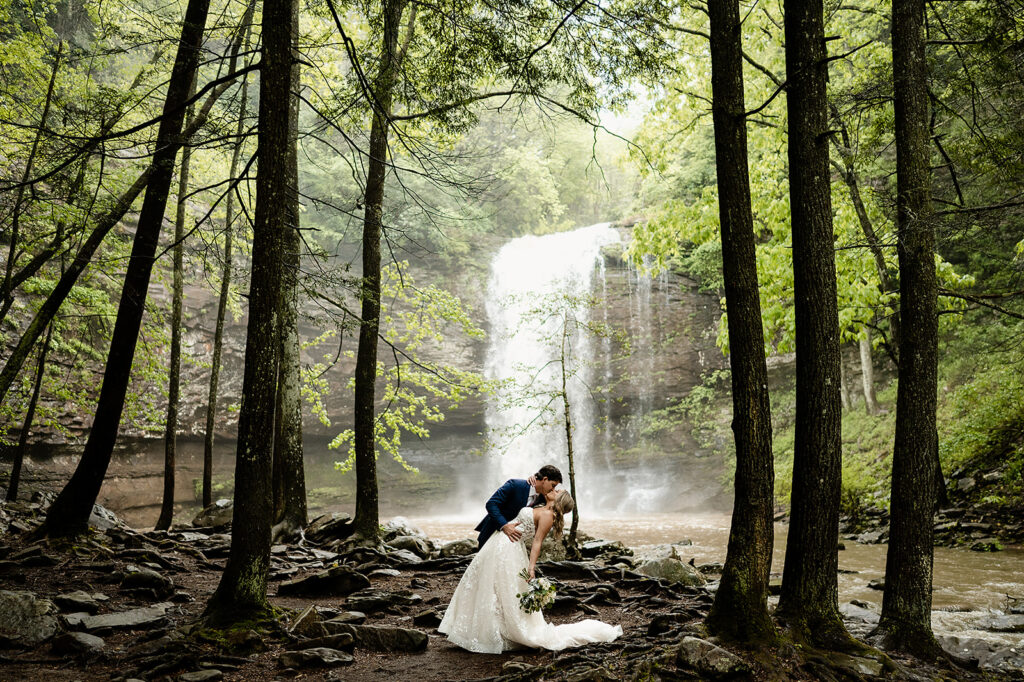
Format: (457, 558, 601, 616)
(272, 3, 307, 537)
(877, 0, 941, 657)
(776, 0, 847, 644)
(704, 0, 776, 644)
(353, 0, 408, 541)
(204, 0, 293, 622)
(42, 0, 212, 537)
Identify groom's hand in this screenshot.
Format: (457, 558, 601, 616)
(501, 522, 522, 542)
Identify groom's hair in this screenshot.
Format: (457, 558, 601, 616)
(536, 464, 563, 483)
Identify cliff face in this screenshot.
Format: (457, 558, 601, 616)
(5, 230, 725, 451)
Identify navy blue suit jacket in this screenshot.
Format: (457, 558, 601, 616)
(475, 478, 531, 549)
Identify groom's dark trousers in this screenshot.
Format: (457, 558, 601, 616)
(475, 478, 531, 550)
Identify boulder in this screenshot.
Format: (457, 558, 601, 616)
(386, 535, 432, 558)
(192, 499, 233, 528)
(381, 517, 426, 541)
(438, 539, 476, 558)
(975, 614, 1024, 632)
(970, 538, 1003, 552)
(635, 548, 705, 587)
(324, 623, 428, 652)
(306, 513, 354, 543)
(54, 591, 105, 614)
(676, 636, 750, 677)
(278, 647, 354, 668)
(277, 565, 370, 597)
(867, 578, 885, 591)
(839, 601, 879, 625)
(51, 631, 105, 657)
(121, 564, 174, 596)
(412, 608, 443, 628)
(88, 504, 127, 531)
(286, 632, 354, 652)
(80, 603, 173, 632)
(345, 589, 422, 613)
(579, 539, 632, 559)
(386, 549, 423, 564)
(324, 611, 367, 627)
(178, 671, 222, 682)
(957, 477, 976, 493)
(0, 590, 59, 646)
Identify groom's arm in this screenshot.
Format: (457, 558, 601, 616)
(485, 479, 523, 541)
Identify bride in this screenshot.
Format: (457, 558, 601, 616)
(438, 488, 622, 653)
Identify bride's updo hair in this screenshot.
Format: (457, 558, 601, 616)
(551, 490, 575, 539)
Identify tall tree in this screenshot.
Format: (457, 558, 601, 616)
(876, 0, 941, 656)
(42, 0, 213, 537)
(351, 0, 408, 541)
(156, 93, 197, 532)
(6, 325, 52, 502)
(203, 21, 253, 508)
(859, 333, 879, 414)
(204, 0, 293, 622)
(776, 0, 847, 643)
(272, 0, 307, 538)
(703, 0, 776, 644)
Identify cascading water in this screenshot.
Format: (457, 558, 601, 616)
(483, 223, 621, 511)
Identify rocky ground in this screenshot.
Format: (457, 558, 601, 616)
(836, 462, 1024, 551)
(1, 496, 1022, 682)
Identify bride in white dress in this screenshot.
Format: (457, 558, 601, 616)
(438, 489, 622, 653)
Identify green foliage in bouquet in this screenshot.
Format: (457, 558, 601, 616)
(516, 568, 556, 613)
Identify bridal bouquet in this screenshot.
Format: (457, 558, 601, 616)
(516, 568, 556, 613)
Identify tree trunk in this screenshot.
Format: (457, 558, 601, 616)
(840, 356, 853, 412)
(2, 43, 62, 325)
(272, 11, 307, 538)
(704, 0, 776, 644)
(559, 317, 580, 556)
(860, 332, 879, 415)
(204, 0, 292, 623)
(6, 325, 53, 502)
(776, 0, 847, 644)
(42, 0, 212, 537)
(877, 0, 941, 656)
(203, 20, 253, 510)
(155, 94, 196, 532)
(353, 0, 407, 541)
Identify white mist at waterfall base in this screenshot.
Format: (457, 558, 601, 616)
(477, 223, 677, 516)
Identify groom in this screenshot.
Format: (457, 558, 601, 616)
(475, 465, 563, 550)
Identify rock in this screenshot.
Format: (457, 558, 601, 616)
(277, 565, 371, 597)
(178, 671, 222, 682)
(839, 602, 880, 625)
(387, 535, 432, 558)
(676, 636, 750, 677)
(323, 623, 428, 652)
(305, 513, 354, 543)
(324, 612, 367, 628)
(369, 568, 402, 578)
(957, 477, 976, 493)
(80, 603, 173, 632)
(173, 531, 209, 542)
(768, 578, 783, 596)
(278, 647, 354, 668)
(386, 548, 423, 564)
(121, 564, 175, 595)
(975, 614, 1024, 632)
(51, 631, 105, 656)
(192, 499, 233, 528)
(381, 517, 426, 541)
(345, 589, 422, 613)
(54, 590, 103, 614)
(438, 539, 476, 558)
(286, 632, 354, 652)
(982, 470, 1004, 484)
(867, 578, 885, 591)
(855, 530, 884, 544)
(89, 504, 127, 531)
(9, 546, 58, 567)
(636, 553, 706, 587)
(63, 612, 90, 627)
(0, 590, 59, 646)
(579, 539, 631, 559)
(697, 562, 723, 575)
(289, 605, 327, 639)
(970, 538, 1003, 552)
(412, 608, 442, 628)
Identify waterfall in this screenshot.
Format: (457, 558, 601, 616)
(483, 223, 621, 507)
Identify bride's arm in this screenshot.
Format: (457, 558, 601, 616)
(527, 511, 554, 579)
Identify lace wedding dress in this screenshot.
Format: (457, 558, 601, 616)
(438, 506, 622, 653)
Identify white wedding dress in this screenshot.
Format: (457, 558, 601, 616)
(438, 506, 622, 653)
